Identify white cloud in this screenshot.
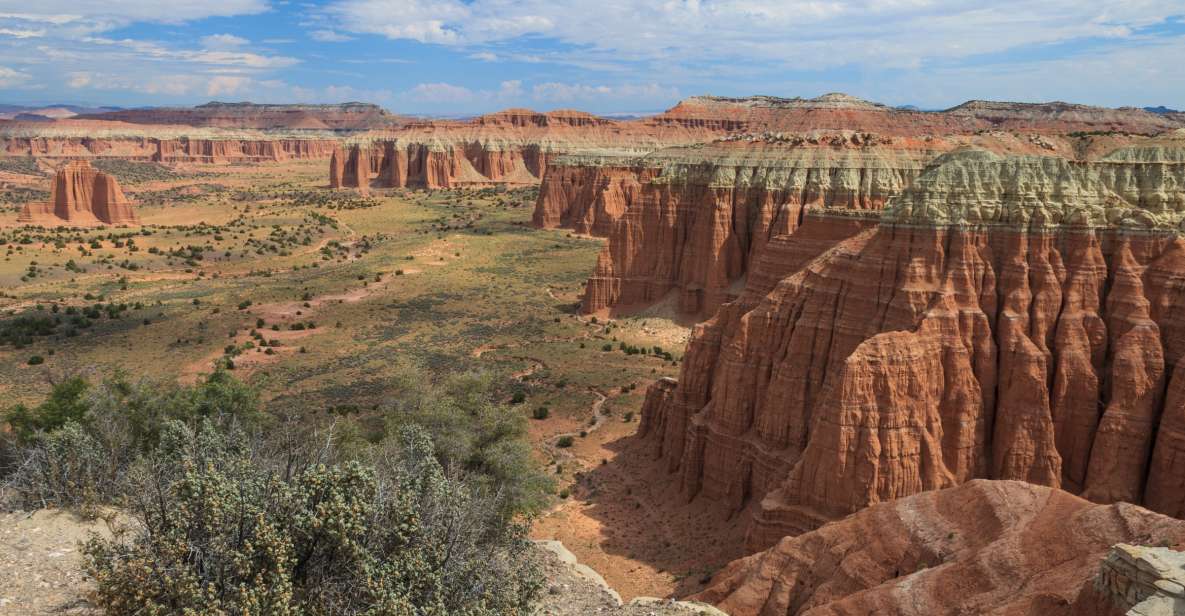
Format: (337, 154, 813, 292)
(310, 29, 353, 42)
(406, 82, 475, 102)
(322, 0, 1181, 72)
(0, 27, 44, 37)
(83, 37, 298, 68)
(531, 82, 679, 104)
(66, 71, 93, 88)
(0, 65, 30, 87)
(206, 75, 252, 96)
(201, 33, 249, 48)
(0, 1, 269, 25)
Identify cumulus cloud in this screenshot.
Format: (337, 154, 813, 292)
(201, 33, 249, 48)
(206, 75, 252, 96)
(0, 65, 30, 87)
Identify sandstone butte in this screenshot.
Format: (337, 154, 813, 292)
(694, 480, 1185, 616)
(634, 135, 1185, 562)
(19, 160, 139, 226)
(531, 94, 1184, 318)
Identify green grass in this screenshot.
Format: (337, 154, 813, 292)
(0, 160, 682, 434)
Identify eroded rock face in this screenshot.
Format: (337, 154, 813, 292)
(566, 141, 934, 317)
(19, 160, 139, 226)
(695, 480, 1185, 616)
(639, 145, 1185, 550)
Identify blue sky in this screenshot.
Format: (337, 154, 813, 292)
(0, 1, 1182, 115)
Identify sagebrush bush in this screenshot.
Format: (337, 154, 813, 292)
(84, 422, 541, 615)
(2, 367, 549, 614)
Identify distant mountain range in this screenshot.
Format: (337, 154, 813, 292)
(0, 104, 123, 121)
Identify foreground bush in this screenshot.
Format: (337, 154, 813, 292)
(85, 422, 540, 615)
(3, 368, 548, 614)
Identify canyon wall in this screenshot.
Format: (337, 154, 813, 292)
(19, 160, 139, 226)
(638, 140, 1185, 551)
(563, 137, 937, 317)
(694, 480, 1185, 616)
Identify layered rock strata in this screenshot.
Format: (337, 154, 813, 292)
(694, 480, 1185, 616)
(19, 160, 139, 226)
(0, 121, 339, 163)
(638, 142, 1185, 551)
(563, 138, 936, 316)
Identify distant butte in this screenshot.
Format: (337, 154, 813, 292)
(19, 160, 140, 226)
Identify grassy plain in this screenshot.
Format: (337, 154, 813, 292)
(0, 157, 697, 598)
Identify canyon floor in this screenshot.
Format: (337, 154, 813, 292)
(0, 158, 732, 604)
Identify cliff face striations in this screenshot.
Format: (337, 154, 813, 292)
(569, 136, 939, 317)
(637, 139, 1185, 551)
(695, 480, 1185, 616)
(19, 160, 139, 226)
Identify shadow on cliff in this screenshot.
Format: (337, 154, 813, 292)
(569, 431, 750, 598)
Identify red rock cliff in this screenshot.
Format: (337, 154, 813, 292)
(639, 142, 1185, 552)
(566, 138, 935, 317)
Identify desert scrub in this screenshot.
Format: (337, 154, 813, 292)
(3, 369, 549, 614)
(84, 422, 542, 615)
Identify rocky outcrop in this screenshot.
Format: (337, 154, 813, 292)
(639, 142, 1185, 550)
(152, 137, 337, 163)
(332, 139, 555, 190)
(694, 480, 1185, 616)
(1091, 544, 1185, 615)
(19, 160, 139, 226)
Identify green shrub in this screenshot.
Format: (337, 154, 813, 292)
(83, 423, 542, 615)
(556, 436, 574, 448)
(26, 355, 44, 365)
(532, 406, 550, 420)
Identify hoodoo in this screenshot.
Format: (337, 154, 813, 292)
(18, 160, 139, 226)
(639, 136, 1185, 553)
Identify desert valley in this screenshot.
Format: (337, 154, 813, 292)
(0, 91, 1183, 615)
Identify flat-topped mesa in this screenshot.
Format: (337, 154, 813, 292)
(474, 108, 615, 129)
(569, 137, 937, 317)
(19, 160, 139, 226)
(695, 481, 1185, 616)
(645, 93, 980, 136)
(638, 142, 1185, 553)
(945, 99, 1183, 134)
(79, 101, 402, 130)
